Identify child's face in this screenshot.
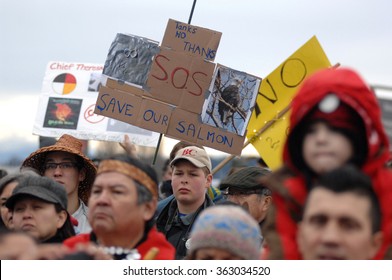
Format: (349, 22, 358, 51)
(303, 122, 354, 174)
(171, 160, 212, 209)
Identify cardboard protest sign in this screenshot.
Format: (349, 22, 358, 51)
(161, 19, 222, 61)
(95, 86, 142, 125)
(136, 98, 174, 134)
(201, 64, 261, 136)
(96, 19, 249, 155)
(246, 36, 331, 169)
(33, 61, 160, 146)
(146, 47, 215, 112)
(167, 108, 245, 154)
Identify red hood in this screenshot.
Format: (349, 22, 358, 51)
(283, 67, 390, 175)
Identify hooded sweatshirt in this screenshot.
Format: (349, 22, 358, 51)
(263, 67, 392, 259)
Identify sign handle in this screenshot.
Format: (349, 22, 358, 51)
(188, 0, 197, 24)
(152, 0, 198, 165)
(152, 133, 163, 165)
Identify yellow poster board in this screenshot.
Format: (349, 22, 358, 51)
(246, 36, 331, 170)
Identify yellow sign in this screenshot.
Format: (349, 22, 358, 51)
(246, 36, 331, 170)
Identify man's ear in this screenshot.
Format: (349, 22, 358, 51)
(369, 231, 383, 259)
(142, 198, 158, 221)
(262, 196, 273, 211)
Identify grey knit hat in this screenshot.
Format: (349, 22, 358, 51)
(188, 205, 262, 259)
(6, 176, 67, 210)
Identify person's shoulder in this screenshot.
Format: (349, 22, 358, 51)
(138, 227, 176, 260)
(156, 195, 175, 216)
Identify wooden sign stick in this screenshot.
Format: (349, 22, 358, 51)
(212, 104, 291, 174)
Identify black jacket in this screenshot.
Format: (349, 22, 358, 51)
(155, 194, 214, 259)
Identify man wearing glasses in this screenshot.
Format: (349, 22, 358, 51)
(21, 134, 97, 233)
(219, 166, 272, 232)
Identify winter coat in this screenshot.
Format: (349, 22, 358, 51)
(155, 194, 214, 259)
(264, 67, 392, 259)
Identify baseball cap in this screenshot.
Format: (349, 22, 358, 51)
(170, 146, 212, 173)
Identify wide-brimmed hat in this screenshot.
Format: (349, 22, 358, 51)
(21, 134, 97, 205)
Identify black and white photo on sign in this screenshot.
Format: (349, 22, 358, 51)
(201, 65, 260, 136)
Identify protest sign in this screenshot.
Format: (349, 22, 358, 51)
(146, 47, 215, 112)
(161, 18, 221, 61)
(96, 19, 252, 155)
(246, 36, 331, 169)
(33, 61, 160, 146)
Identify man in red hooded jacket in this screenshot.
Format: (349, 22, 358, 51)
(263, 67, 392, 259)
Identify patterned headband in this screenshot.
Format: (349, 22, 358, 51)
(97, 160, 158, 199)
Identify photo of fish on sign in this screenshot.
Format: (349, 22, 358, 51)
(201, 65, 261, 136)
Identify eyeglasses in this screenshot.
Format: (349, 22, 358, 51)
(44, 162, 79, 171)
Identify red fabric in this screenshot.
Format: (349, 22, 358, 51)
(272, 67, 392, 259)
(70, 216, 79, 226)
(306, 101, 362, 136)
(63, 226, 175, 260)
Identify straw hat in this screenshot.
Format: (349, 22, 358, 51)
(21, 134, 97, 205)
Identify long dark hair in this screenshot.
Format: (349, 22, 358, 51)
(52, 204, 75, 242)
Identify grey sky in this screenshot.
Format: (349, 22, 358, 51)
(0, 0, 391, 163)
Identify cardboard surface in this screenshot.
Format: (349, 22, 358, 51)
(95, 19, 250, 155)
(167, 108, 244, 155)
(105, 78, 145, 97)
(136, 98, 174, 134)
(94, 86, 142, 125)
(146, 47, 215, 112)
(161, 19, 222, 61)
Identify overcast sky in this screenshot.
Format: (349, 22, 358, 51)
(1, 0, 391, 164)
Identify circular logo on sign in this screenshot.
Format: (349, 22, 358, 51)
(52, 73, 77, 95)
(84, 104, 105, 124)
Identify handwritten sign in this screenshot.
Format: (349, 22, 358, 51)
(146, 47, 215, 112)
(246, 36, 331, 169)
(33, 61, 160, 146)
(96, 19, 249, 155)
(94, 87, 245, 154)
(161, 19, 222, 61)
(167, 108, 245, 154)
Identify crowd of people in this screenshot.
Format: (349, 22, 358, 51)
(1, 67, 392, 260)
